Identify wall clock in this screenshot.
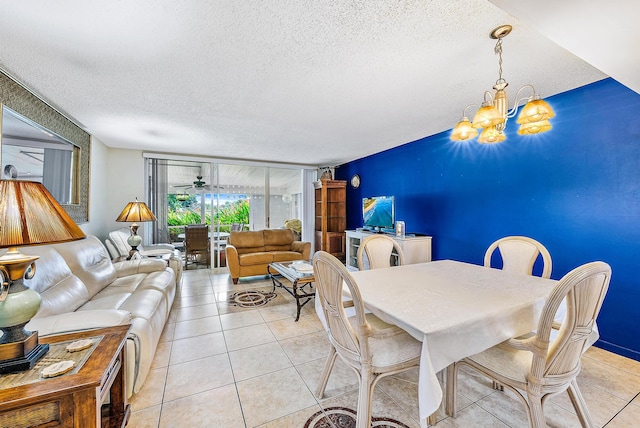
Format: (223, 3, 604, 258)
(350, 174, 361, 189)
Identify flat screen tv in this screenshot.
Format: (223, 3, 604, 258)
(362, 196, 395, 231)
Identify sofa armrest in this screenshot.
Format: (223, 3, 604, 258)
(226, 244, 240, 277)
(291, 241, 311, 260)
(26, 310, 133, 337)
(114, 258, 168, 277)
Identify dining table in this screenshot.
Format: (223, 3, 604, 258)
(347, 259, 557, 427)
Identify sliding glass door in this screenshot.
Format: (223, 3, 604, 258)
(146, 155, 307, 269)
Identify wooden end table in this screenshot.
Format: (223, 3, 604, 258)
(0, 324, 131, 427)
(268, 261, 315, 321)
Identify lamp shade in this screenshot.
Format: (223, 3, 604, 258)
(116, 200, 157, 223)
(477, 126, 506, 144)
(516, 98, 555, 124)
(450, 118, 479, 141)
(0, 180, 85, 248)
(518, 119, 552, 135)
(472, 103, 504, 129)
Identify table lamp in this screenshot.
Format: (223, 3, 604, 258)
(0, 180, 86, 372)
(116, 198, 156, 259)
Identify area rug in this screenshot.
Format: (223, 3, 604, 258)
(226, 290, 277, 308)
(304, 406, 410, 428)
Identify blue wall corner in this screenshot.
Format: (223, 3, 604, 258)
(336, 78, 640, 361)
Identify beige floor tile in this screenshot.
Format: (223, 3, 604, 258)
(267, 316, 318, 341)
(130, 366, 168, 411)
(159, 384, 245, 428)
(585, 346, 640, 376)
(158, 321, 175, 343)
(279, 330, 330, 365)
(229, 341, 292, 381)
(223, 323, 277, 352)
(296, 355, 358, 398)
(169, 331, 227, 365)
(172, 292, 217, 309)
(548, 378, 628, 427)
(151, 341, 172, 369)
(606, 401, 640, 427)
(176, 284, 213, 297)
(451, 365, 496, 403)
(579, 356, 640, 401)
(128, 404, 161, 428)
(436, 403, 509, 427)
(164, 354, 234, 402)
(256, 404, 323, 428)
(172, 315, 222, 340)
(173, 302, 219, 321)
(258, 301, 299, 322)
(220, 310, 265, 330)
(237, 366, 317, 427)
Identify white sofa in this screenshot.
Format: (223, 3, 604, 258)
(19, 236, 176, 398)
(105, 227, 183, 283)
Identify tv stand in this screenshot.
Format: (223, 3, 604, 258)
(345, 230, 432, 271)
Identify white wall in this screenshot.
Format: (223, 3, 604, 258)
(106, 148, 146, 235)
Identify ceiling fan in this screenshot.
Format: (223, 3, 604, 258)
(172, 176, 223, 193)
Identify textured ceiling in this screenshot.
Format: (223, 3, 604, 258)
(0, 1, 621, 167)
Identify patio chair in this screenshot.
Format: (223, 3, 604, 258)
(484, 236, 552, 278)
(312, 251, 422, 428)
(446, 261, 611, 428)
(184, 224, 211, 269)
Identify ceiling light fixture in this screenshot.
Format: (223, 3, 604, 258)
(451, 25, 556, 144)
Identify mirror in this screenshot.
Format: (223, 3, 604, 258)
(0, 70, 90, 223)
(1, 106, 79, 205)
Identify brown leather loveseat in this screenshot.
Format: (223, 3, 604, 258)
(226, 229, 311, 283)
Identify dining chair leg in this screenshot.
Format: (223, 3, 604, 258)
(567, 380, 596, 428)
(315, 346, 337, 398)
(356, 372, 374, 428)
(526, 390, 546, 428)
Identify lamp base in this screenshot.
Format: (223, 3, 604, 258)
(0, 330, 49, 374)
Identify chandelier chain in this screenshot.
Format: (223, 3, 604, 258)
(495, 37, 504, 83)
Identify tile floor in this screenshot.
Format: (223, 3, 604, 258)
(128, 268, 640, 427)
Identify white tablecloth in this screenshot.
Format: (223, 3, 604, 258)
(349, 260, 557, 427)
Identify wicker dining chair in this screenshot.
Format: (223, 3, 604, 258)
(356, 234, 405, 270)
(484, 236, 552, 278)
(312, 251, 422, 428)
(446, 261, 611, 428)
(184, 224, 210, 269)
(315, 234, 406, 398)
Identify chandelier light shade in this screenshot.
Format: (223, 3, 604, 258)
(0, 180, 86, 372)
(451, 25, 556, 144)
(116, 199, 157, 258)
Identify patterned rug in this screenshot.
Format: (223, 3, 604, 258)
(226, 290, 277, 308)
(304, 407, 410, 428)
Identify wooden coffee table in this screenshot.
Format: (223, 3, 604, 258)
(0, 325, 131, 427)
(268, 260, 315, 321)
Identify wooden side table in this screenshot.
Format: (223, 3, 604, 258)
(0, 325, 131, 427)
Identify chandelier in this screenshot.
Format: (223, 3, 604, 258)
(451, 25, 556, 144)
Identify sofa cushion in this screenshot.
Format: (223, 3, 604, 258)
(238, 252, 274, 266)
(271, 251, 304, 262)
(52, 236, 118, 299)
(264, 229, 294, 252)
(229, 231, 266, 254)
(22, 246, 90, 317)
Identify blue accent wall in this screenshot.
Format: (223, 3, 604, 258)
(336, 78, 640, 361)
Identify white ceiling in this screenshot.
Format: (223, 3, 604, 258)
(0, 1, 634, 168)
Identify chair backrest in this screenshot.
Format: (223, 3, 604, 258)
(357, 235, 405, 270)
(185, 224, 209, 250)
(530, 261, 611, 380)
(484, 236, 552, 278)
(230, 223, 244, 231)
(313, 251, 372, 368)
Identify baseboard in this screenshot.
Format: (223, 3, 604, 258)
(594, 339, 640, 362)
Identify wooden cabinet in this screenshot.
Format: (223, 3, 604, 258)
(314, 179, 346, 260)
(345, 230, 432, 270)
